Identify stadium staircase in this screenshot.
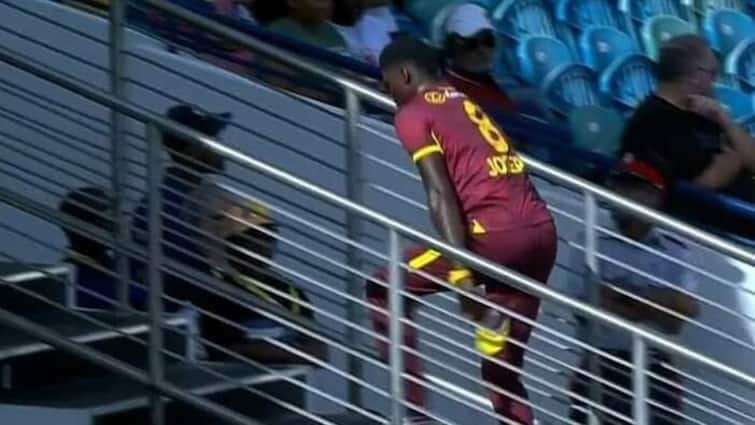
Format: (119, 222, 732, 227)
(2, 1, 755, 425)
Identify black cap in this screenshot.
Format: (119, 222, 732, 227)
(166, 104, 232, 137)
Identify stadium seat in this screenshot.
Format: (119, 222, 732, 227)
(405, 0, 462, 34)
(715, 84, 755, 118)
(568, 105, 625, 157)
(491, 0, 557, 41)
(620, 0, 690, 21)
(600, 53, 657, 111)
(555, 0, 625, 31)
(517, 36, 574, 84)
(704, 9, 755, 56)
(696, 0, 747, 15)
(641, 15, 696, 60)
(725, 36, 755, 91)
(580, 26, 637, 72)
(541, 64, 602, 114)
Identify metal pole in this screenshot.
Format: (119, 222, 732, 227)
(146, 123, 165, 425)
(582, 193, 602, 420)
(109, 0, 129, 311)
(632, 334, 649, 425)
(344, 88, 364, 406)
(387, 229, 405, 425)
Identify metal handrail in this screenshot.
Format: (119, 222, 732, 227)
(139, 0, 755, 268)
(2, 42, 754, 397)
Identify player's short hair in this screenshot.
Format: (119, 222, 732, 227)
(379, 36, 443, 78)
(656, 34, 711, 83)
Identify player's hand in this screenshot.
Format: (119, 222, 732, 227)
(687, 95, 730, 126)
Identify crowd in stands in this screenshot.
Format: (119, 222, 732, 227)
(58, 104, 323, 366)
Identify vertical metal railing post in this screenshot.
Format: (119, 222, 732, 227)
(582, 192, 602, 422)
(387, 229, 405, 425)
(632, 334, 649, 425)
(344, 88, 364, 406)
(146, 123, 165, 425)
(109, 0, 129, 310)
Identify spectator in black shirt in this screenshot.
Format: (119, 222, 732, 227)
(620, 35, 755, 202)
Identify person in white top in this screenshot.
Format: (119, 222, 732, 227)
(333, 0, 398, 64)
(566, 160, 700, 425)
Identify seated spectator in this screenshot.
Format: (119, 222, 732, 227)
(567, 160, 700, 424)
(131, 104, 231, 311)
(441, 4, 552, 120)
(333, 0, 372, 63)
(333, 0, 399, 65)
(267, 0, 348, 54)
(197, 191, 325, 364)
(621, 35, 755, 202)
(59, 187, 145, 309)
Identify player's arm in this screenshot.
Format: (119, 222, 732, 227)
(415, 154, 485, 320)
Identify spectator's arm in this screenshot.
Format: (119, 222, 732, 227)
(600, 284, 699, 334)
(720, 116, 755, 173)
(693, 146, 743, 189)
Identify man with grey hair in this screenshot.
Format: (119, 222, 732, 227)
(620, 34, 755, 202)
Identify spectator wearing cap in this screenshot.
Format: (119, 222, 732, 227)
(131, 105, 232, 311)
(621, 35, 755, 203)
(267, 0, 348, 53)
(442, 3, 552, 121)
(60, 187, 146, 310)
(195, 189, 325, 363)
(566, 160, 699, 424)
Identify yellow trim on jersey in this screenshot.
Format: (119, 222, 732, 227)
(448, 268, 472, 285)
(412, 145, 443, 162)
(408, 249, 442, 270)
(471, 220, 487, 235)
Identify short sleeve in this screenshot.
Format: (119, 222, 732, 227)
(394, 106, 441, 163)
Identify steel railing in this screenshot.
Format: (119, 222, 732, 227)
(3, 15, 755, 425)
(3, 1, 755, 425)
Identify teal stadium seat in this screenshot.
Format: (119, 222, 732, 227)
(715, 84, 755, 118)
(517, 36, 574, 83)
(556, 0, 626, 32)
(641, 15, 696, 60)
(580, 26, 637, 71)
(542, 63, 602, 114)
(704, 8, 755, 56)
(491, 0, 556, 40)
(600, 54, 657, 111)
(405, 0, 462, 35)
(725, 36, 755, 91)
(568, 105, 625, 157)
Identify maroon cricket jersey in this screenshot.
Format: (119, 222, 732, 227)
(395, 84, 552, 234)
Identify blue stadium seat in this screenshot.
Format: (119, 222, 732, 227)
(739, 113, 755, 134)
(715, 84, 755, 118)
(599, 54, 657, 111)
(568, 105, 625, 157)
(704, 9, 755, 56)
(541, 64, 602, 114)
(620, 0, 690, 21)
(405, 0, 462, 34)
(641, 15, 696, 59)
(725, 37, 755, 91)
(517, 36, 574, 83)
(491, 0, 557, 40)
(556, 0, 625, 31)
(696, 0, 746, 15)
(580, 26, 637, 71)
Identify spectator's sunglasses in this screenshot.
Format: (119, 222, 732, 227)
(462, 30, 496, 49)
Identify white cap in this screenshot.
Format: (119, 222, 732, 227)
(444, 3, 494, 39)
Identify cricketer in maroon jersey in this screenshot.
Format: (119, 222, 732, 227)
(368, 37, 557, 425)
